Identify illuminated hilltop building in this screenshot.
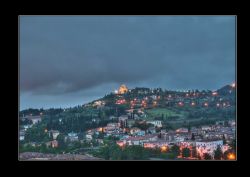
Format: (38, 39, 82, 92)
(118, 84, 128, 94)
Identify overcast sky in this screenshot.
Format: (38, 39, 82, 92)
(20, 15, 236, 110)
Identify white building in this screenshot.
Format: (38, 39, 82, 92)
(66, 132, 78, 142)
(19, 130, 25, 141)
(49, 130, 60, 140)
(130, 127, 141, 135)
(86, 134, 93, 141)
(147, 120, 162, 128)
(25, 115, 42, 125)
(122, 134, 158, 146)
(228, 120, 236, 127)
(23, 124, 33, 130)
(201, 125, 212, 131)
(196, 140, 223, 158)
(175, 136, 185, 142)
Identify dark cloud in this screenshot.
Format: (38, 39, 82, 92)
(20, 16, 235, 109)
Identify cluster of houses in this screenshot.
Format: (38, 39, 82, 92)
(83, 114, 235, 159)
(19, 115, 42, 141)
(19, 113, 235, 159)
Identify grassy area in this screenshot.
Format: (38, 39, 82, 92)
(145, 108, 185, 120)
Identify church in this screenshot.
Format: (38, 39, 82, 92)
(118, 84, 128, 94)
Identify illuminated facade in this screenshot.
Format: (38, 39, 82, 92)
(118, 84, 128, 94)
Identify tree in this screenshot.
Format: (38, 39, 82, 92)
(214, 145, 223, 160)
(170, 145, 180, 157)
(182, 147, 191, 158)
(57, 134, 67, 149)
(39, 143, 48, 153)
(223, 150, 230, 160)
(203, 153, 212, 160)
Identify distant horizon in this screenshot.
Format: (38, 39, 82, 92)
(20, 82, 235, 111)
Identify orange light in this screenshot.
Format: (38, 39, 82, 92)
(161, 146, 168, 152)
(117, 142, 124, 147)
(227, 153, 236, 160)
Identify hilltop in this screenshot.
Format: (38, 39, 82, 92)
(20, 83, 236, 131)
(19, 83, 236, 160)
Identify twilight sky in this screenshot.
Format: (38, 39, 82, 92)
(20, 15, 236, 110)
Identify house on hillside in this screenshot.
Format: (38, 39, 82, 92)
(65, 132, 78, 142)
(49, 130, 60, 140)
(146, 120, 162, 128)
(19, 130, 25, 141)
(24, 115, 42, 125)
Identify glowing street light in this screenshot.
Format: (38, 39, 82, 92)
(204, 102, 208, 107)
(161, 145, 168, 152)
(231, 82, 236, 88)
(191, 102, 195, 106)
(216, 103, 220, 107)
(227, 153, 236, 160)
